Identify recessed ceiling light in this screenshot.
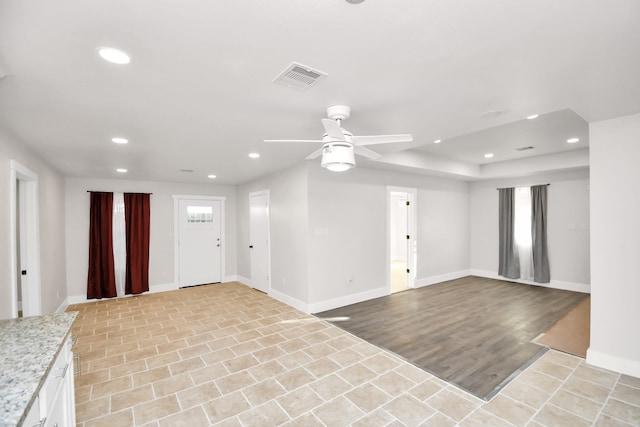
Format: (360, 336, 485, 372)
(484, 153, 494, 158)
(248, 153, 260, 159)
(207, 174, 217, 179)
(567, 137, 580, 143)
(97, 47, 131, 64)
(526, 114, 539, 120)
(116, 168, 127, 173)
(434, 139, 442, 144)
(111, 137, 128, 144)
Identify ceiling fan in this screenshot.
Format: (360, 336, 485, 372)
(265, 105, 413, 172)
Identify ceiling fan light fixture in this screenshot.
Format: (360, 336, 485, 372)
(321, 144, 355, 172)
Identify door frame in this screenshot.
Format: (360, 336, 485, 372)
(249, 190, 271, 293)
(386, 186, 417, 294)
(172, 195, 226, 287)
(10, 160, 42, 318)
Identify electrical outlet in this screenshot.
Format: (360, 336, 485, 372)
(346, 275, 354, 286)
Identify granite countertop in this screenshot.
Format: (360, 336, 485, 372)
(0, 312, 77, 427)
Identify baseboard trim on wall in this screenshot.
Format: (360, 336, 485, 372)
(469, 269, 591, 293)
(66, 282, 179, 306)
(415, 270, 471, 288)
(56, 298, 69, 314)
(150, 282, 179, 294)
(587, 348, 640, 378)
(235, 276, 251, 287)
(269, 289, 310, 314)
(309, 287, 389, 314)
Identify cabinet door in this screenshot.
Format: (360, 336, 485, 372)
(43, 386, 67, 427)
(22, 396, 41, 427)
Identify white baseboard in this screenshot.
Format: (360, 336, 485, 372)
(56, 298, 69, 314)
(67, 294, 89, 305)
(309, 287, 388, 314)
(235, 275, 251, 287)
(587, 348, 640, 379)
(469, 269, 591, 293)
(150, 282, 179, 294)
(66, 282, 179, 306)
(224, 274, 244, 283)
(415, 270, 471, 288)
(269, 289, 310, 314)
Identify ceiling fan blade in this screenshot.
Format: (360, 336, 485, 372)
(264, 139, 324, 143)
(305, 147, 324, 160)
(321, 119, 345, 140)
(352, 134, 413, 145)
(354, 146, 382, 160)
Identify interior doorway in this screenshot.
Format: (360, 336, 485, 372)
(10, 160, 42, 318)
(388, 187, 417, 294)
(249, 190, 270, 293)
(173, 195, 226, 287)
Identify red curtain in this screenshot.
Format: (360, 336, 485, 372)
(87, 192, 117, 299)
(124, 193, 150, 295)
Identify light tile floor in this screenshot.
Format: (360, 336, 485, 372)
(67, 282, 640, 426)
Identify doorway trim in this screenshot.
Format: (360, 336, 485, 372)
(10, 160, 42, 318)
(172, 195, 226, 287)
(386, 186, 417, 294)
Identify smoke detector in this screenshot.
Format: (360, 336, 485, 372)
(273, 62, 327, 90)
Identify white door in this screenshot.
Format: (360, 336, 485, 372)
(388, 187, 417, 294)
(177, 199, 222, 287)
(249, 191, 270, 293)
(11, 161, 42, 318)
(390, 192, 409, 293)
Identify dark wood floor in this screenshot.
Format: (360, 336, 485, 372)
(317, 276, 588, 400)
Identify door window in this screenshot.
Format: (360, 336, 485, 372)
(187, 206, 213, 223)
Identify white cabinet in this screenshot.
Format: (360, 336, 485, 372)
(26, 335, 75, 427)
(22, 396, 41, 427)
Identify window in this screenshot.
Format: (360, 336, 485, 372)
(514, 187, 533, 280)
(187, 206, 213, 223)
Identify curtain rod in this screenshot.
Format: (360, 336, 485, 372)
(496, 184, 550, 190)
(87, 191, 153, 194)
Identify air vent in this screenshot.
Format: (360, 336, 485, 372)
(516, 146, 535, 151)
(273, 62, 327, 90)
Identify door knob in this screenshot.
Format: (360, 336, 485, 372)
(249, 245, 253, 248)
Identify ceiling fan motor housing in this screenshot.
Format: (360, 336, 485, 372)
(326, 105, 351, 121)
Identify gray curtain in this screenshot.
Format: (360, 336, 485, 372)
(531, 185, 550, 283)
(498, 188, 520, 279)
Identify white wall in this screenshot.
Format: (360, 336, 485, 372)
(469, 169, 590, 290)
(0, 130, 67, 318)
(236, 164, 309, 305)
(588, 113, 640, 377)
(64, 178, 237, 300)
(307, 166, 470, 311)
(416, 178, 470, 282)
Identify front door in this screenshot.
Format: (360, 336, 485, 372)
(249, 191, 270, 293)
(177, 199, 222, 287)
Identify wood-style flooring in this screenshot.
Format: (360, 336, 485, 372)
(535, 296, 591, 357)
(317, 276, 589, 400)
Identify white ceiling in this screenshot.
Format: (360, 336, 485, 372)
(0, 0, 639, 184)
